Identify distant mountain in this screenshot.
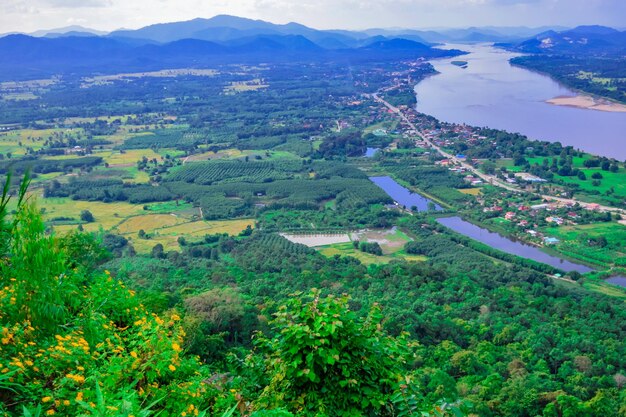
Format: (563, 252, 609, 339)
(501, 25, 626, 55)
(30, 25, 108, 37)
(0, 32, 462, 81)
(361, 26, 562, 44)
(108, 15, 358, 48)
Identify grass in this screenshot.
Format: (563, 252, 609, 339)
(317, 228, 425, 265)
(318, 242, 426, 265)
(542, 222, 626, 268)
(115, 214, 187, 234)
(41, 197, 146, 232)
(224, 79, 268, 94)
(100, 149, 164, 166)
(40, 190, 253, 254)
(127, 219, 254, 254)
(459, 188, 482, 196)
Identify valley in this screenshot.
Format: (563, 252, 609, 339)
(1, 13, 626, 417)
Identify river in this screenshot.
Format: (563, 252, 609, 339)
(415, 44, 626, 160)
(437, 216, 594, 273)
(370, 175, 593, 272)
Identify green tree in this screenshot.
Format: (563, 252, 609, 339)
(254, 290, 459, 416)
(80, 209, 95, 222)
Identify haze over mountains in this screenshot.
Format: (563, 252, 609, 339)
(0, 15, 624, 81)
(501, 25, 626, 55)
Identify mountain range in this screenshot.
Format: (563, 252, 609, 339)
(1, 15, 624, 81)
(5, 15, 572, 46)
(499, 25, 626, 55)
(0, 16, 468, 81)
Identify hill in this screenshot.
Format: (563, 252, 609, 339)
(501, 25, 626, 55)
(0, 31, 463, 81)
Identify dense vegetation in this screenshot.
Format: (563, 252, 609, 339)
(511, 56, 626, 104)
(1, 176, 459, 417)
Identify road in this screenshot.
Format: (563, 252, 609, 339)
(372, 93, 626, 216)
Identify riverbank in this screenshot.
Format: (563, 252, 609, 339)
(546, 95, 626, 113)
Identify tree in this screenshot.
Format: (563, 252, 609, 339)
(481, 161, 496, 175)
(80, 209, 95, 222)
(254, 290, 459, 416)
(151, 243, 165, 258)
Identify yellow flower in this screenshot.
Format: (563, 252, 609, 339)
(42, 397, 52, 403)
(75, 392, 84, 402)
(130, 351, 138, 358)
(46, 410, 55, 415)
(168, 364, 176, 372)
(63, 400, 70, 406)
(172, 343, 181, 352)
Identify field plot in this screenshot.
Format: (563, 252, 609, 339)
(127, 219, 254, 253)
(318, 242, 426, 265)
(543, 222, 626, 267)
(101, 149, 163, 166)
(283, 227, 422, 265)
(43, 198, 146, 232)
(81, 69, 218, 87)
(351, 227, 413, 255)
(459, 188, 482, 195)
(224, 79, 268, 94)
(116, 214, 187, 234)
(280, 233, 352, 246)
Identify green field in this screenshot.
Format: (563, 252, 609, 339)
(542, 222, 626, 267)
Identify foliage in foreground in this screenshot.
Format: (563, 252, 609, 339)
(0, 176, 455, 416)
(254, 290, 463, 416)
(0, 176, 224, 416)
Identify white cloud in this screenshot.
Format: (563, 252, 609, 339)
(0, 0, 624, 34)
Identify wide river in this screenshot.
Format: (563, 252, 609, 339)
(415, 44, 626, 160)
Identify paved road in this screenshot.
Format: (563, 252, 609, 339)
(372, 93, 626, 216)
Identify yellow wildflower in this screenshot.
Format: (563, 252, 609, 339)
(42, 397, 52, 403)
(168, 364, 176, 372)
(46, 410, 55, 415)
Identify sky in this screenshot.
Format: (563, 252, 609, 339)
(1, 0, 625, 34)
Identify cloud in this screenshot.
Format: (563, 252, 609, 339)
(42, 0, 112, 7)
(1, 0, 624, 34)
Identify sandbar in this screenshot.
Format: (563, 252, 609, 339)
(546, 95, 626, 113)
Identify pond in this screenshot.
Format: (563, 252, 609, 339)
(364, 147, 380, 158)
(369, 176, 443, 212)
(606, 276, 626, 288)
(436, 216, 594, 273)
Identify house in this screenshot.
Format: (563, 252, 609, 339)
(531, 204, 549, 211)
(544, 237, 560, 245)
